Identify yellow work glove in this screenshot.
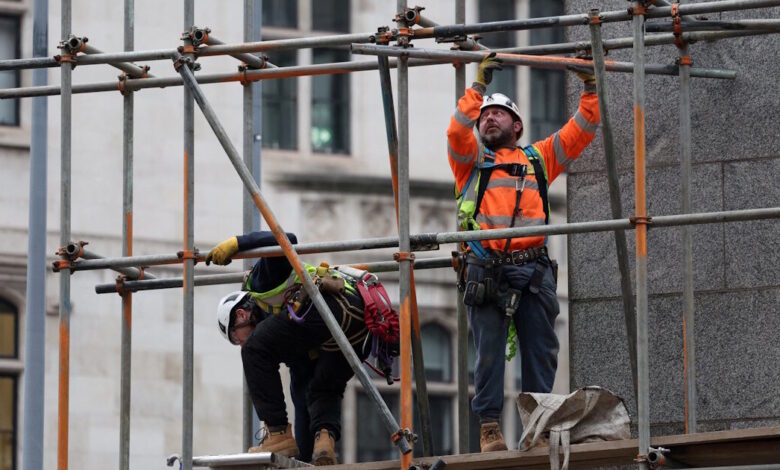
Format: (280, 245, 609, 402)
(206, 236, 239, 266)
(574, 69, 596, 86)
(474, 52, 503, 88)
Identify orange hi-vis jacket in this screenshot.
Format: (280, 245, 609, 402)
(447, 87, 600, 253)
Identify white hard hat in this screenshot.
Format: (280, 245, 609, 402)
(217, 291, 250, 345)
(479, 92, 522, 124)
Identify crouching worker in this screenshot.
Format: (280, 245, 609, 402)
(210, 231, 373, 466)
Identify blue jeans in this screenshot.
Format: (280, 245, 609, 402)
(467, 257, 560, 421)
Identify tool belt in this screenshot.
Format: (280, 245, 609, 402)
(455, 246, 554, 307)
(466, 246, 548, 267)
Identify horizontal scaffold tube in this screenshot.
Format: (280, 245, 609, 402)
(94, 257, 456, 294)
(0, 58, 448, 99)
(2, 0, 778, 73)
(416, 0, 780, 39)
(6, 28, 779, 99)
(351, 44, 737, 79)
(68, 206, 780, 273)
(645, 19, 780, 33)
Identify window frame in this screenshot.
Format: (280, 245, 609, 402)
(0, 373, 17, 470)
(0, 13, 22, 128)
(0, 294, 21, 470)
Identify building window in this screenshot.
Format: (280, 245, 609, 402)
(0, 15, 21, 127)
(0, 298, 19, 470)
(529, 0, 566, 141)
(413, 395, 453, 457)
(478, 0, 516, 97)
(0, 375, 16, 470)
(356, 391, 398, 463)
(0, 299, 17, 359)
(262, 49, 298, 150)
(312, 0, 350, 33)
(421, 323, 451, 382)
(311, 48, 350, 154)
(263, 0, 297, 28)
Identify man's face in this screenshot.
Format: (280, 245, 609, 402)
(478, 106, 521, 148)
(230, 308, 253, 347)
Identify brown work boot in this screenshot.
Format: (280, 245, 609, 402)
(480, 422, 508, 453)
(248, 423, 299, 458)
(312, 428, 338, 466)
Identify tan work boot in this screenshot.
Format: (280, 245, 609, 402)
(312, 428, 337, 466)
(480, 422, 508, 453)
(248, 423, 299, 458)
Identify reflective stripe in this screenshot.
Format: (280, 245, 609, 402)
(485, 177, 539, 192)
(476, 214, 546, 228)
(574, 111, 599, 134)
(454, 109, 476, 129)
(448, 142, 476, 164)
(553, 132, 575, 168)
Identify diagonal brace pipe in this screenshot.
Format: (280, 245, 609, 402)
(172, 52, 412, 456)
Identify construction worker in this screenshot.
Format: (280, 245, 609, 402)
(210, 231, 370, 466)
(448, 53, 599, 452)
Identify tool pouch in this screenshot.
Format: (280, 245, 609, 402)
(463, 265, 486, 306)
(319, 275, 345, 295)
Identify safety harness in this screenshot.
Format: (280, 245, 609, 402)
(455, 144, 553, 361)
(455, 144, 551, 258)
(249, 262, 400, 384)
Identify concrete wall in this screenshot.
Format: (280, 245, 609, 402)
(565, 0, 780, 436)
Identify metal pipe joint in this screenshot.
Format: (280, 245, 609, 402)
(56, 35, 87, 64)
(397, 6, 425, 26)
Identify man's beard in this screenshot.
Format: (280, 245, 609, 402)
(480, 126, 516, 149)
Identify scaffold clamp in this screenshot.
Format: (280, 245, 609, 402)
(178, 248, 200, 265)
(115, 274, 128, 297)
(630, 215, 653, 227)
(56, 34, 88, 69)
(647, 446, 670, 469)
(393, 251, 415, 264)
(396, 6, 425, 27)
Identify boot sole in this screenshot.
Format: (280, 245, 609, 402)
(313, 454, 337, 466)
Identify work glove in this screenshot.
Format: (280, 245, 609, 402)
(474, 52, 503, 88)
(206, 236, 239, 266)
(573, 69, 596, 86)
(568, 63, 597, 93)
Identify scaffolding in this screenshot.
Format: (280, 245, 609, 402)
(3, 0, 780, 469)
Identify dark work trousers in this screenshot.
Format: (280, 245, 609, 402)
(288, 358, 314, 461)
(467, 257, 560, 422)
(242, 290, 366, 442)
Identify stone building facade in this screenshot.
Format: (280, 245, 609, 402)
(0, 0, 582, 468)
(567, 0, 780, 438)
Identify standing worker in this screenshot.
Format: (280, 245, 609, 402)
(447, 53, 599, 452)
(209, 231, 371, 466)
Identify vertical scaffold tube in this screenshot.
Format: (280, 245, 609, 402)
(678, 43, 697, 434)
(119, 0, 135, 468)
(396, 1, 414, 466)
(57, 0, 73, 469)
(173, 59, 412, 456)
(631, 3, 651, 469)
(242, 0, 258, 451)
(182, 1, 195, 469)
(455, 0, 470, 455)
(22, 0, 48, 468)
(588, 9, 639, 396)
(376, 54, 432, 457)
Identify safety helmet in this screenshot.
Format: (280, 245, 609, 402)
(478, 92, 523, 130)
(217, 291, 251, 345)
